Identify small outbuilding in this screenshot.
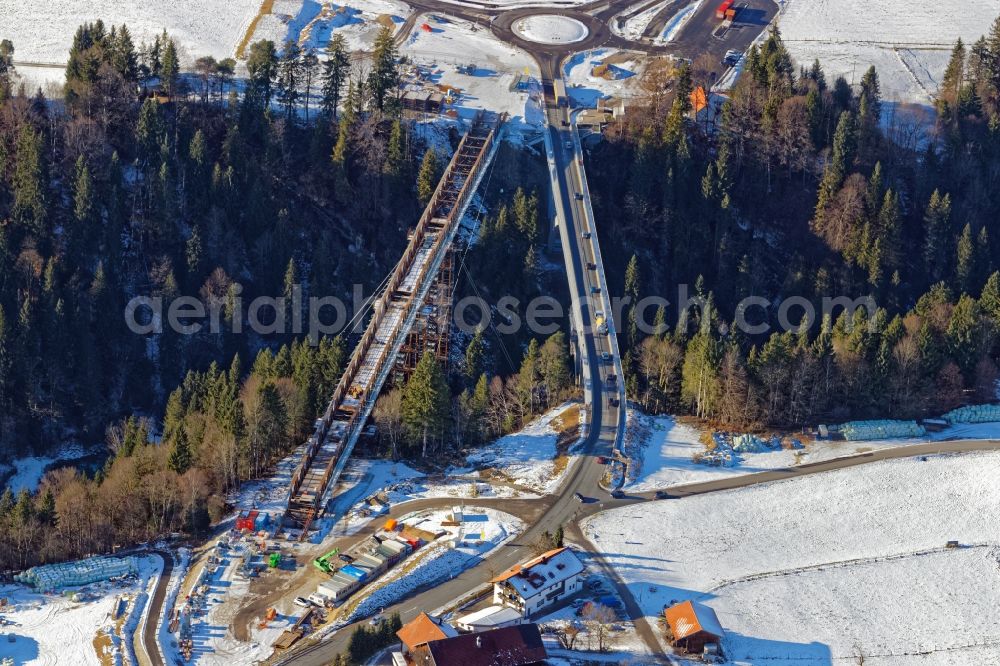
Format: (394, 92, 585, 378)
(664, 600, 724, 653)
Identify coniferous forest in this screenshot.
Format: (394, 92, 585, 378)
(0, 18, 999, 568)
(591, 23, 1000, 427)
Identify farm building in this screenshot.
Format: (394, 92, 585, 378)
(396, 611, 458, 660)
(664, 600, 724, 653)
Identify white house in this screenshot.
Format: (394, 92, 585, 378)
(490, 547, 585, 617)
(454, 605, 524, 632)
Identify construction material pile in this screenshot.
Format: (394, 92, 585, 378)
(15, 555, 138, 591)
(943, 404, 1000, 424)
(838, 420, 925, 441)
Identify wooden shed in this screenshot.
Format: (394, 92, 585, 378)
(664, 600, 724, 653)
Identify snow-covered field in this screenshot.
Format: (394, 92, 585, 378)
(779, 0, 1000, 106)
(1, 554, 163, 666)
(586, 451, 1000, 664)
(623, 410, 1000, 491)
(1, 0, 262, 64)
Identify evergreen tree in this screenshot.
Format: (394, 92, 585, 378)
(939, 38, 966, 120)
(464, 327, 485, 383)
(73, 155, 94, 227)
(321, 34, 350, 119)
(160, 34, 180, 99)
(923, 189, 953, 284)
(12, 124, 48, 237)
(416, 148, 439, 206)
(956, 223, 975, 292)
(401, 352, 450, 457)
(367, 25, 399, 112)
(246, 40, 279, 107)
(168, 428, 193, 474)
(277, 41, 302, 121)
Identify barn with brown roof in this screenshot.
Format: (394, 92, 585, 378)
(396, 611, 458, 658)
(664, 600, 724, 654)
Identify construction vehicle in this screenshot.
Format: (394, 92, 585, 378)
(312, 548, 340, 574)
(715, 0, 733, 20)
(268, 552, 282, 568)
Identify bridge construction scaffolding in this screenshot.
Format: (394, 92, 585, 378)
(283, 114, 503, 537)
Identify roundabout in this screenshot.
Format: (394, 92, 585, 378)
(512, 14, 589, 44)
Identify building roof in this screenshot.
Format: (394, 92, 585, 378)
(490, 547, 584, 601)
(665, 600, 724, 642)
(456, 605, 523, 628)
(421, 624, 546, 666)
(396, 612, 457, 652)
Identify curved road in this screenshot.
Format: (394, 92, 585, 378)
(139, 551, 173, 666)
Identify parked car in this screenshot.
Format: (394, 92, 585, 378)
(610, 489, 624, 499)
(587, 262, 597, 270)
(582, 231, 591, 239)
(564, 140, 573, 150)
(338, 553, 354, 563)
(293, 597, 311, 608)
(602, 351, 611, 362)
(574, 192, 584, 200)
(590, 285, 601, 294)
(574, 492, 586, 503)
(723, 49, 741, 66)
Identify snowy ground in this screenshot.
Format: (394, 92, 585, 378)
(779, 0, 1000, 106)
(612, 0, 673, 42)
(345, 507, 523, 620)
(402, 14, 543, 133)
(563, 49, 643, 108)
(459, 402, 582, 495)
(535, 550, 651, 660)
(1, 0, 261, 64)
(513, 15, 589, 45)
(585, 451, 1000, 664)
(428, 0, 593, 8)
(2, 442, 93, 494)
(0, 554, 163, 666)
(248, 0, 411, 54)
(623, 410, 1000, 491)
(170, 540, 289, 666)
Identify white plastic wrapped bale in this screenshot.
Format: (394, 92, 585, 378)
(14, 555, 138, 590)
(838, 420, 925, 441)
(943, 404, 1000, 424)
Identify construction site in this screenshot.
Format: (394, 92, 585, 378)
(282, 114, 504, 541)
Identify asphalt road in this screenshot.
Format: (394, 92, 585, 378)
(140, 551, 173, 666)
